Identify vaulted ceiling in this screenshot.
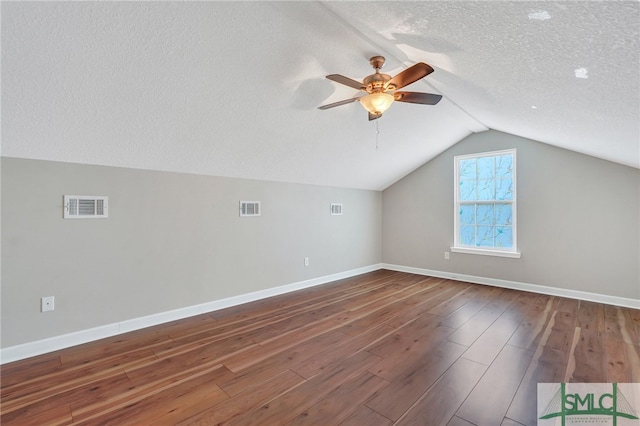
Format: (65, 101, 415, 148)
(2, 1, 638, 190)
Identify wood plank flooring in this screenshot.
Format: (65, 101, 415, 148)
(2, 270, 639, 425)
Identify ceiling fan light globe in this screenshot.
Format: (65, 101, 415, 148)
(359, 92, 394, 115)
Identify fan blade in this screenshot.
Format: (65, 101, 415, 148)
(394, 91, 442, 105)
(386, 63, 434, 90)
(326, 74, 365, 91)
(318, 97, 361, 110)
(369, 112, 382, 121)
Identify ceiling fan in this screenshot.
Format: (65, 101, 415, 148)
(318, 56, 443, 121)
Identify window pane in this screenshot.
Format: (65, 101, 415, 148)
(476, 204, 494, 225)
(459, 204, 475, 225)
(459, 159, 476, 179)
(476, 226, 494, 247)
(459, 180, 476, 201)
(495, 226, 513, 248)
(495, 178, 513, 201)
(477, 156, 495, 179)
(477, 179, 495, 200)
(460, 225, 475, 245)
(495, 155, 513, 177)
(494, 203, 512, 226)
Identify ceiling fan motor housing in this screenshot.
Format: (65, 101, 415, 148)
(363, 73, 392, 93)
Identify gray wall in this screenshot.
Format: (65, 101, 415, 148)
(382, 130, 640, 300)
(3, 130, 639, 350)
(1, 158, 382, 347)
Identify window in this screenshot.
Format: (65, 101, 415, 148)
(452, 149, 520, 258)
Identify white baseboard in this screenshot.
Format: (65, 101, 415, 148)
(0, 264, 383, 365)
(382, 263, 640, 310)
(3, 262, 637, 364)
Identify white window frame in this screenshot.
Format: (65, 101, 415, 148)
(452, 149, 521, 258)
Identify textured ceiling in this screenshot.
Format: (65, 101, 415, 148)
(2, 1, 638, 190)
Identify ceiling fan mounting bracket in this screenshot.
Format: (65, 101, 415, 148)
(369, 55, 386, 70)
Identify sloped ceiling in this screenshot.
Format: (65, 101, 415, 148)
(2, 1, 638, 190)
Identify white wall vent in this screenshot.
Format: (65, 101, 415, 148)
(64, 195, 108, 219)
(330, 203, 343, 215)
(239, 201, 261, 217)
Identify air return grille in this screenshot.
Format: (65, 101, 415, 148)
(64, 195, 108, 219)
(330, 203, 343, 215)
(239, 201, 261, 217)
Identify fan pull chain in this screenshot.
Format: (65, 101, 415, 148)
(375, 120, 380, 151)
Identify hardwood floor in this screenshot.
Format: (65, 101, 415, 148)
(2, 270, 639, 425)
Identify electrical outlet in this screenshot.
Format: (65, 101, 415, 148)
(41, 296, 55, 312)
(304, 257, 310, 267)
(444, 252, 450, 260)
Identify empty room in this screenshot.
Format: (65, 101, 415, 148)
(1, 1, 639, 425)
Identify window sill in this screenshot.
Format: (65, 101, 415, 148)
(450, 247, 521, 258)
